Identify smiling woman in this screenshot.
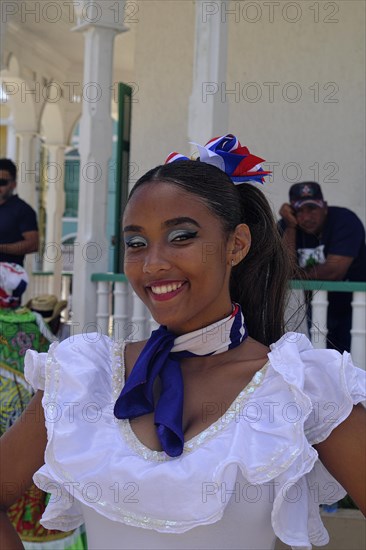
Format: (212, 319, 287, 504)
(124, 157, 288, 343)
(123, 180, 248, 334)
(1, 135, 365, 550)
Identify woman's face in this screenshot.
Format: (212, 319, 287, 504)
(123, 181, 249, 334)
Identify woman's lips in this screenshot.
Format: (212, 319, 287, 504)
(146, 281, 187, 301)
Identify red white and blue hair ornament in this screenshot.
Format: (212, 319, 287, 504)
(165, 152, 190, 164)
(165, 133, 271, 185)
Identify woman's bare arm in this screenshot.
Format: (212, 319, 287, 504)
(0, 391, 47, 549)
(314, 404, 366, 515)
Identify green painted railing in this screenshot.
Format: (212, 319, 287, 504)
(91, 273, 128, 283)
(90, 274, 366, 292)
(289, 280, 366, 292)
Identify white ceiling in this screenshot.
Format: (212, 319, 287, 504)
(4, 1, 136, 81)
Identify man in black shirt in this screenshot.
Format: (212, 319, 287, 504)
(278, 181, 366, 353)
(0, 159, 39, 267)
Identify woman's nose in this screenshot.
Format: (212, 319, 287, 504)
(142, 246, 171, 274)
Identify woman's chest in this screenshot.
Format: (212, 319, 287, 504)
(129, 363, 264, 452)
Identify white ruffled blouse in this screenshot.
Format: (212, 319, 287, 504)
(24, 332, 365, 550)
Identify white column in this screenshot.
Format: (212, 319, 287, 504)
(0, 15, 7, 71)
(43, 144, 66, 296)
(71, 1, 127, 332)
(6, 125, 17, 160)
(16, 131, 37, 209)
(16, 131, 38, 305)
(351, 292, 366, 369)
(188, 0, 229, 147)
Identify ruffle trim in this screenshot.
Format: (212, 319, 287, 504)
(264, 334, 364, 548)
(24, 348, 49, 391)
(25, 333, 365, 549)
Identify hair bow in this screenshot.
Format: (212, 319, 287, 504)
(165, 133, 271, 184)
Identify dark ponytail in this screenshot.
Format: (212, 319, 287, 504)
(129, 160, 292, 346)
(230, 185, 292, 345)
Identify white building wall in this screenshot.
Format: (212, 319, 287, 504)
(129, 1, 195, 182)
(2, 0, 365, 238)
(225, 0, 365, 223)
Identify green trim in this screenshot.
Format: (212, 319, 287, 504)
(91, 273, 128, 283)
(32, 271, 73, 276)
(114, 82, 132, 274)
(89, 275, 366, 290)
(290, 280, 366, 292)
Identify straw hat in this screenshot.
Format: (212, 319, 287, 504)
(26, 294, 67, 323)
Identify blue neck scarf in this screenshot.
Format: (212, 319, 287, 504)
(114, 304, 248, 457)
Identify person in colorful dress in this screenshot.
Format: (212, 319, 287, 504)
(0, 290, 85, 548)
(1, 135, 365, 550)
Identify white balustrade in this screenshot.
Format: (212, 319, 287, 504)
(309, 290, 328, 349)
(131, 291, 149, 341)
(112, 281, 130, 340)
(95, 281, 110, 335)
(91, 277, 365, 368)
(28, 272, 54, 299)
(61, 274, 72, 322)
(351, 291, 366, 369)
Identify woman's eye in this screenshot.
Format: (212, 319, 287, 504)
(125, 236, 147, 248)
(169, 230, 198, 243)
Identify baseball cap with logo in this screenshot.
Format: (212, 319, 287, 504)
(289, 182, 325, 210)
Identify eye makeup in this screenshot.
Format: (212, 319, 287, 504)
(168, 230, 198, 242)
(124, 235, 147, 248)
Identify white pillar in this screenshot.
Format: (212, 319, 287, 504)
(16, 131, 37, 209)
(0, 15, 7, 71)
(188, 0, 229, 147)
(43, 144, 66, 296)
(15, 131, 39, 304)
(71, 1, 127, 332)
(6, 124, 16, 160)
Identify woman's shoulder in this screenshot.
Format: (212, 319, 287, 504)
(24, 333, 115, 392)
(265, 331, 366, 444)
(266, 331, 362, 391)
(51, 332, 116, 376)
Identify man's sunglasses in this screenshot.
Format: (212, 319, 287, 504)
(0, 179, 12, 187)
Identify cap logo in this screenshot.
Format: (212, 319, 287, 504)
(301, 184, 314, 197)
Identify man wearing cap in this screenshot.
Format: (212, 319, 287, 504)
(278, 181, 366, 353)
(0, 159, 39, 267)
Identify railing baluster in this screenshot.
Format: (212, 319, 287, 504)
(96, 281, 110, 335)
(113, 281, 129, 340)
(131, 291, 148, 341)
(88, 276, 365, 369)
(351, 291, 366, 369)
(310, 290, 328, 349)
